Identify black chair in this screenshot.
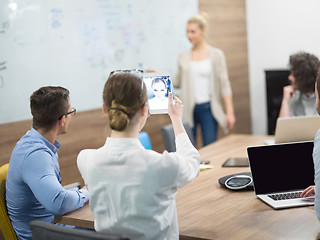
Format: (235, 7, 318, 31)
(161, 121, 196, 152)
(29, 220, 129, 240)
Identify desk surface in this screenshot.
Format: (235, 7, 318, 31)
(55, 134, 320, 240)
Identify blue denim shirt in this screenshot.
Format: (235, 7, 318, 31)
(314, 129, 320, 222)
(6, 128, 89, 240)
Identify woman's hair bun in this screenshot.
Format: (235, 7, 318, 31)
(199, 12, 209, 21)
(109, 100, 130, 131)
(188, 12, 209, 30)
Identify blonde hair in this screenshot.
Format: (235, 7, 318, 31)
(187, 12, 209, 30)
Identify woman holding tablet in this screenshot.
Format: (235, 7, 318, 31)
(77, 70, 200, 239)
(174, 12, 236, 146)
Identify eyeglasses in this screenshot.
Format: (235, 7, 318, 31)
(58, 107, 76, 120)
(109, 69, 144, 76)
(109, 69, 145, 97)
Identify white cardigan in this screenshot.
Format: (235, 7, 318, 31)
(77, 132, 200, 240)
(174, 46, 232, 133)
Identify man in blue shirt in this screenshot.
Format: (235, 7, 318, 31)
(301, 68, 320, 221)
(6, 86, 89, 240)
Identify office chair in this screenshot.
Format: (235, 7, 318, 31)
(29, 220, 130, 240)
(138, 131, 152, 150)
(0, 163, 18, 240)
(161, 122, 196, 152)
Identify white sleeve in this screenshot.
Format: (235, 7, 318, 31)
(77, 150, 90, 186)
(172, 132, 200, 188)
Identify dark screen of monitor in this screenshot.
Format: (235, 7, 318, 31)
(248, 141, 314, 194)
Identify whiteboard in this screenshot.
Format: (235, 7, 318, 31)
(0, 0, 198, 124)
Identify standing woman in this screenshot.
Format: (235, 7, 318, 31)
(174, 12, 236, 146)
(77, 71, 200, 240)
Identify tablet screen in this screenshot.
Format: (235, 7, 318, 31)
(143, 74, 172, 114)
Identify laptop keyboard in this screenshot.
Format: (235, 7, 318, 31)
(268, 191, 303, 201)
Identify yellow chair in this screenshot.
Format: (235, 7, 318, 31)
(0, 163, 17, 240)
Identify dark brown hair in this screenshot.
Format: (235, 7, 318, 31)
(103, 72, 147, 131)
(30, 86, 70, 132)
(289, 51, 320, 94)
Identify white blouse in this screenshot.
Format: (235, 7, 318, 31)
(191, 58, 212, 104)
(77, 132, 200, 240)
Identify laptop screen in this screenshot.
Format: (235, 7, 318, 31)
(274, 116, 320, 144)
(247, 141, 314, 195)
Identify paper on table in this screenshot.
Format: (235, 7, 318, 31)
(264, 139, 275, 145)
(200, 164, 213, 170)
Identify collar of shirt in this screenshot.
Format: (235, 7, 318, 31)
(292, 90, 315, 101)
(104, 137, 145, 150)
(30, 128, 61, 154)
(301, 92, 316, 101)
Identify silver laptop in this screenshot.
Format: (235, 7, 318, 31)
(247, 141, 315, 209)
(275, 115, 320, 144)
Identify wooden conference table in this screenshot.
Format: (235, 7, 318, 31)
(55, 134, 320, 240)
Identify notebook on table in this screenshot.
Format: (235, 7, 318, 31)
(266, 115, 320, 145)
(247, 141, 315, 209)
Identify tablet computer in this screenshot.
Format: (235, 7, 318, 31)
(142, 73, 173, 114)
(222, 158, 249, 167)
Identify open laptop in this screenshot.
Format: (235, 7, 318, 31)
(247, 141, 315, 209)
(266, 115, 320, 145)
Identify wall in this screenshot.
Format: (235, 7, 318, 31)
(0, 0, 197, 124)
(200, 0, 251, 136)
(246, 0, 320, 135)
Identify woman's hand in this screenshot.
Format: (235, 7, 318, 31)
(168, 93, 185, 137)
(223, 96, 236, 131)
(300, 185, 315, 198)
(168, 93, 183, 121)
(226, 112, 236, 131)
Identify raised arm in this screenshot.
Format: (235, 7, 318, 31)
(278, 85, 295, 118)
(168, 92, 185, 137)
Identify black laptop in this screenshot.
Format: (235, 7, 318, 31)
(247, 141, 315, 209)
